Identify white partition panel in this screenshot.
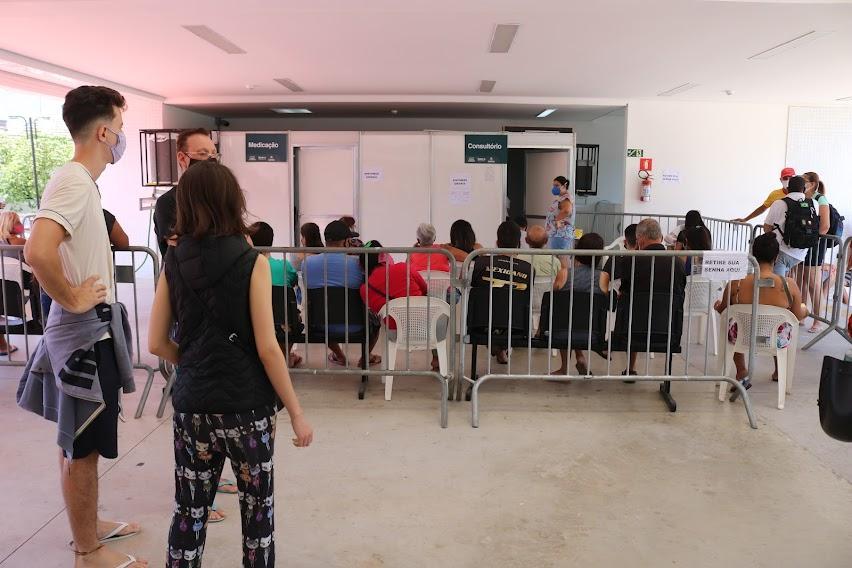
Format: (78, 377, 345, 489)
(296, 146, 358, 237)
(359, 132, 431, 247)
(219, 131, 292, 245)
(430, 132, 505, 249)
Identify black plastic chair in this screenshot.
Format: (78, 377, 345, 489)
(533, 290, 608, 351)
(305, 287, 371, 398)
(464, 286, 531, 393)
(611, 291, 685, 411)
(0, 279, 42, 335)
(272, 285, 304, 345)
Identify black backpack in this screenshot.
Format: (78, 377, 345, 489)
(828, 203, 845, 237)
(777, 197, 819, 249)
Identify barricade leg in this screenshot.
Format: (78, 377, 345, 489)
(133, 364, 156, 419)
(157, 368, 176, 419)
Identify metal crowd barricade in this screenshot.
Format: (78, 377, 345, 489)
(252, 246, 458, 428)
(458, 247, 760, 428)
(111, 246, 162, 419)
(574, 211, 752, 252)
(0, 244, 41, 366)
(804, 235, 852, 350)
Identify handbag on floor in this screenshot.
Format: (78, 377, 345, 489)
(818, 356, 852, 442)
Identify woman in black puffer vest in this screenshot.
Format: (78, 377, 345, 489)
(149, 161, 313, 568)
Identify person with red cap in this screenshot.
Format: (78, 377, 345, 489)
(732, 167, 796, 223)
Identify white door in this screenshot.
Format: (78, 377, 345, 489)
(295, 146, 358, 241)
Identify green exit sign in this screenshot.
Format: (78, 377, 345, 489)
(627, 148, 644, 157)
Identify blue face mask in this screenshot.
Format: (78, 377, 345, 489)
(104, 127, 126, 164)
(552, 185, 561, 196)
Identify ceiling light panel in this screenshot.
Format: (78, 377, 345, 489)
(747, 30, 832, 60)
(537, 108, 557, 118)
(489, 24, 519, 53)
(274, 78, 304, 92)
(657, 82, 699, 96)
(271, 108, 312, 114)
(182, 25, 246, 54)
(479, 80, 496, 93)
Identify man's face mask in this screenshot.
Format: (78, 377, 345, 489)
(781, 178, 790, 189)
(189, 156, 218, 167)
(104, 127, 126, 164)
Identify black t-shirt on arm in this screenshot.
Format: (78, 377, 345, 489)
(102, 208, 116, 235)
(153, 186, 177, 257)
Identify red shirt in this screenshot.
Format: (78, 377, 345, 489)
(409, 251, 451, 273)
(360, 263, 428, 329)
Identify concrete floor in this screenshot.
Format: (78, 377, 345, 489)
(2, 278, 852, 567)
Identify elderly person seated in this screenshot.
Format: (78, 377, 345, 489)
(714, 233, 808, 394)
(519, 225, 567, 290)
(409, 223, 451, 272)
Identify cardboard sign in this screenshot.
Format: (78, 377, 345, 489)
(245, 133, 287, 162)
(639, 158, 653, 171)
(700, 251, 750, 280)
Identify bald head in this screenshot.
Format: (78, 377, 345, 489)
(526, 225, 549, 249)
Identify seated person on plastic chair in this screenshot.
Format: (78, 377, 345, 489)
(360, 240, 447, 372)
(613, 219, 687, 378)
(249, 221, 303, 367)
(470, 221, 532, 364)
(551, 232, 605, 377)
(519, 225, 567, 290)
(600, 223, 637, 295)
(714, 233, 808, 395)
(304, 220, 380, 366)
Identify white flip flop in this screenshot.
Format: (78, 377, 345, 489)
(99, 521, 140, 544)
(115, 554, 140, 568)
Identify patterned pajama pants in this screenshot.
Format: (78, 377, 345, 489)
(167, 407, 277, 568)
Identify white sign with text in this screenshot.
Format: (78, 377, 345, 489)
(362, 168, 384, 182)
(700, 251, 749, 280)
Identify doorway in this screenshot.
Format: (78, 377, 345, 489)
(292, 145, 358, 244)
(506, 149, 571, 223)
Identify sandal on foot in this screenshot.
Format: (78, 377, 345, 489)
(575, 363, 591, 376)
(99, 521, 140, 544)
(0, 345, 18, 356)
(217, 478, 238, 494)
(327, 353, 346, 366)
(621, 370, 637, 384)
(208, 504, 226, 523)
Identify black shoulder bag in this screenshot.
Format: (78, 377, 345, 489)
(818, 356, 852, 442)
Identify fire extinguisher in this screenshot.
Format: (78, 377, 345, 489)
(639, 169, 652, 202)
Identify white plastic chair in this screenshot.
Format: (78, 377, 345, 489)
(418, 271, 452, 301)
(685, 275, 720, 355)
(717, 304, 799, 409)
(378, 297, 451, 401)
(531, 276, 554, 332)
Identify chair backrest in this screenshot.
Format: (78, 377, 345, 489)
(613, 290, 685, 349)
(379, 296, 451, 349)
(418, 271, 452, 301)
(684, 275, 714, 314)
(538, 290, 608, 340)
(306, 287, 366, 330)
(466, 286, 531, 335)
(723, 304, 799, 354)
(0, 279, 26, 319)
(271, 286, 303, 338)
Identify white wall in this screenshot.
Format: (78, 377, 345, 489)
(571, 111, 627, 211)
(622, 100, 789, 221)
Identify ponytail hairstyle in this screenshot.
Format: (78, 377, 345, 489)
(684, 210, 707, 230)
(802, 171, 825, 197)
(553, 175, 570, 189)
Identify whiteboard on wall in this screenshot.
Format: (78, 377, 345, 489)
(431, 133, 505, 249)
(359, 132, 430, 247)
(219, 131, 292, 246)
(787, 106, 852, 216)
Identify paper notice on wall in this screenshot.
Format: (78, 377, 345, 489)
(700, 251, 750, 280)
(362, 168, 383, 182)
(661, 170, 680, 183)
(449, 174, 472, 205)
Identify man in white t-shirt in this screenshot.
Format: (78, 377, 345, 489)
(23, 87, 147, 568)
(763, 175, 810, 277)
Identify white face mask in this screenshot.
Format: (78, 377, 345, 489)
(781, 178, 790, 189)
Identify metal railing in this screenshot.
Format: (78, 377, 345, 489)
(456, 247, 761, 428)
(157, 246, 459, 428)
(574, 211, 752, 252)
(804, 235, 852, 350)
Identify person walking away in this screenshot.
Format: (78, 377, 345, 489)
(148, 161, 312, 568)
(17, 86, 147, 568)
